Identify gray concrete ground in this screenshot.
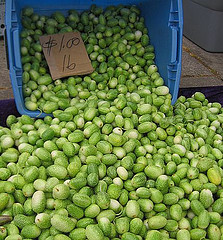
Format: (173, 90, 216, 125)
(180, 37, 223, 87)
(0, 36, 223, 100)
(0, 39, 13, 99)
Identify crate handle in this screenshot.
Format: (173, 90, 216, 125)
(168, 0, 183, 104)
(4, 29, 10, 70)
(171, 27, 178, 64)
(10, 29, 21, 70)
(170, 26, 182, 65)
(169, 0, 183, 64)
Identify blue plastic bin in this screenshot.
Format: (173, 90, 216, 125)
(5, 0, 183, 118)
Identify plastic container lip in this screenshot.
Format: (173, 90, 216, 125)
(191, 0, 223, 11)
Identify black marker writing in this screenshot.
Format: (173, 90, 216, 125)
(42, 35, 80, 56)
(66, 37, 80, 48)
(59, 35, 65, 52)
(41, 36, 57, 56)
(62, 54, 76, 72)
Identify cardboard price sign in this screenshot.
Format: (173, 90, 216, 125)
(39, 32, 94, 80)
